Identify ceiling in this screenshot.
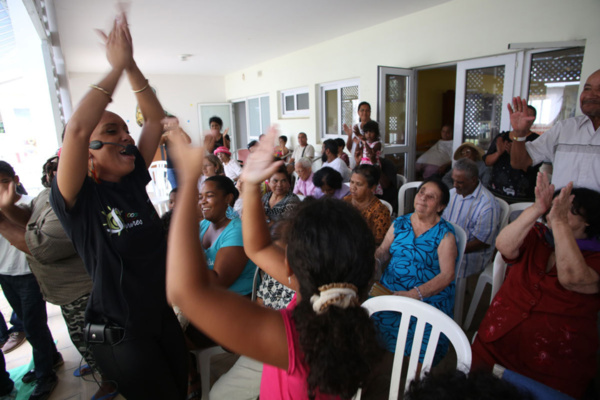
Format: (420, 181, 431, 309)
(52, 0, 449, 76)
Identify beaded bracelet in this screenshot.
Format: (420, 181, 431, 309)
(132, 79, 150, 93)
(89, 84, 112, 102)
(413, 286, 424, 301)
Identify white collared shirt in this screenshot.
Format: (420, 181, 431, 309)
(0, 195, 33, 276)
(525, 115, 600, 191)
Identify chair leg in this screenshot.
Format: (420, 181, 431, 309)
(454, 278, 466, 326)
(464, 276, 489, 331)
(199, 351, 210, 400)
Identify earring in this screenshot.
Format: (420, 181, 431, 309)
(288, 276, 292, 285)
(89, 157, 100, 183)
(226, 205, 238, 219)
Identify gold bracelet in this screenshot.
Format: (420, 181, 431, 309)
(89, 84, 112, 102)
(132, 79, 150, 93)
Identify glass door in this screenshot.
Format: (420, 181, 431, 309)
(377, 67, 416, 180)
(454, 54, 516, 152)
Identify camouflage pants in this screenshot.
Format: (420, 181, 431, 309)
(60, 293, 99, 373)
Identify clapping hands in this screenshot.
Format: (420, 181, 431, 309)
(97, 12, 133, 71)
(162, 117, 211, 182)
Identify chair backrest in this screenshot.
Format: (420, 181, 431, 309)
(379, 199, 393, 216)
(448, 222, 468, 325)
(397, 181, 422, 216)
(237, 148, 250, 164)
(490, 251, 508, 301)
(496, 198, 510, 231)
(361, 296, 472, 398)
(507, 201, 534, 224)
(148, 161, 171, 199)
(396, 174, 407, 188)
(251, 266, 263, 302)
(449, 222, 467, 276)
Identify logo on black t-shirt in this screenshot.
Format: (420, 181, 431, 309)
(102, 207, 143, 235)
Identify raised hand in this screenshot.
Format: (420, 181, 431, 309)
(547, 182, 574, 224)
(496, 136, 507, 154)
(507, 97, 535, 135)
(533, 172, 554, 215)
(241, 126, 283, 185)
(162, 117, 206, 182)
(96, 12, 133, 71)
(343, 123, 351, 136)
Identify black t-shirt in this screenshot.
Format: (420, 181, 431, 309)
(483, 131, 540, 201)
(212, 133, 230, 153)
(50, 148, 170, 337)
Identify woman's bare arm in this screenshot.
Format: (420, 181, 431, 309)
(165, 124, 289, 370)
(549, 183, 600, 294)
(241, 128, 296, 289)
(496, 172, 552, 260)
(208, 246, 250, 288)
(395, 232, 456, 299)
(57, 17, 130, 209)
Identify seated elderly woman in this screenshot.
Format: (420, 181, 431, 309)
(292, 157, 315, 197)
(373, 177, 457, 364)
(312, 167, 350, 199)
(471, 174, 600, 399)
(344, 164, 391, 246)
(262, 165, 300, 224)
(214, 146, 242, 182)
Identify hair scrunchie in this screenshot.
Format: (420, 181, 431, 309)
(310, 283, 359, 315)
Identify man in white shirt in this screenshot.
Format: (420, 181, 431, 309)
(415, 125, 454, 179)
(509, 69, 600, 191)
(320, 139, 351, 182)
(287, 132, 315, 174)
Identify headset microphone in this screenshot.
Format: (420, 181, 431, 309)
(89, 141, 136, 155)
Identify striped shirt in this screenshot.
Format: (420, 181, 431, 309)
(442, 183, 500, 278)
(525, 115, 600, 191)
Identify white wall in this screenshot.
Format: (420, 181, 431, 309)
(68, 73, 226, 144)
(224, 0, 600, 149)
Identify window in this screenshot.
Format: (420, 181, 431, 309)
(319, 79, 359, 137)
(247, 95, 271, 138)
(281, 87, 309, 117)
(526, 47, 585, 134)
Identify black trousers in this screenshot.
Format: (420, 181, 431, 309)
(90, 310, 188, 400)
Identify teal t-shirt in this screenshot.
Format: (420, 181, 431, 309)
(199, 217, 255, 295)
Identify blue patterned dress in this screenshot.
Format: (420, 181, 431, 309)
(372, 214, 456, 364)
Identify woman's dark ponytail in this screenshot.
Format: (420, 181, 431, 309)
(287, 198, 383, 398)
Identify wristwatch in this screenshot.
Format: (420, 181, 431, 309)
(511, 135, 527, 142)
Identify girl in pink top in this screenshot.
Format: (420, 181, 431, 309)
(166, 126, 381, 399)
(357, 121, 383, 195)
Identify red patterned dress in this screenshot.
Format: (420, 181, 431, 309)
(471, 223, 600, 398)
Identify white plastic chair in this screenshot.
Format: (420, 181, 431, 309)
(190, 346, 228, 400)
(397, 181, 422, 216)
(379, 199, 393, 216)
(463, 200, 523, 330)
(148, 161, 171, 197)
(357, 296, 472, 399)
(396, 174, 407, 188)
(448, 223, 468, 326)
